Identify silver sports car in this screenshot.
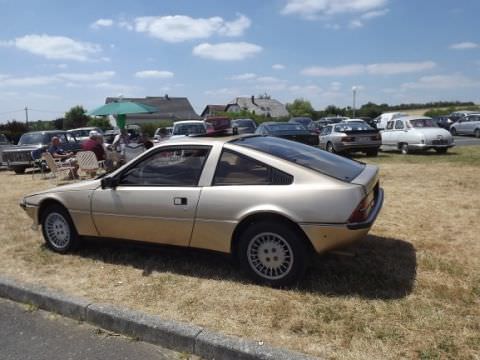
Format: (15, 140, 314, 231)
(20, 135, 384, 286)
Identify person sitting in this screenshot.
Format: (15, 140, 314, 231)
(82, 131, 106, 161)
(48, 136, 79, 179)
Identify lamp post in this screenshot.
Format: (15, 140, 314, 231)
(352, 86, 357, 118)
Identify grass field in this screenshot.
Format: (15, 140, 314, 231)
(0, 147, 479, 359)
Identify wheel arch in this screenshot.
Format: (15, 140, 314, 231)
(230, 211, 314, 260)
(38, 198, 71, 225)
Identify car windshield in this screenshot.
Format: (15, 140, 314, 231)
(0, 134, 8, 143)
(233, 136, 365, 182)
(69, 129, 92, 138)
(173, 123, 206, 135)
(18, 133, 48, 145)
(335, 123, 373, 132)
(267, 123, 306, 132)
(233, 119, 255, 128)
(409, 119, 438, 128)
(290, 118, 312, 126)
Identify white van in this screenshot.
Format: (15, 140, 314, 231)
(374, 112, 409, 130)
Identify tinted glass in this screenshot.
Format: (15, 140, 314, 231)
(233, 119, 256, 128)
(233, 136, 365, 182)
(266, 123, 306, 132)
(214, 150, 270, 185)
(409, 119, 438, 128)
(173, 123, 206, 135)
(335, 123, 372, 131)
(386, 121, 394, 130)
(290, 117, 312, 126)
(120, 146, 210, 186)
(394, 120, 404, 129)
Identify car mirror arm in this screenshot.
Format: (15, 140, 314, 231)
(101, 176, 119, 190)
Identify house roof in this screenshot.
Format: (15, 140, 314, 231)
(105, 96, 201, 121)
(200, 104, 226, 117)
(226, 97, 289, 118)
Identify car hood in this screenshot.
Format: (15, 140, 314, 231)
(25, 179, 101, 198)
(412, 128, 452, 139)
(3, 144, 43, 152)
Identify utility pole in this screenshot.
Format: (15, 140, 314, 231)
(24, 106, 29, 129)
(352, 86, 357, 118)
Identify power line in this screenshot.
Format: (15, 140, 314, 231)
(0, 109, 24, 115)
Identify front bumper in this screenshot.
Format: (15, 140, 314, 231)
(20, 201, 39, 227)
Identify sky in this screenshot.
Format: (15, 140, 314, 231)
(0, 0, 479, 122)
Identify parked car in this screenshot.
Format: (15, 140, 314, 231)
(433, 116, 455, 131)
(449, 113, 480, 137)
(380, 116, 455, 154)
(289, 117, 313, 128)
(373, 112, 409, 130)
(0, 133, 12, 166)
(319, 122, 381, 156)
(67, 127, 104, 142)
(153, 127, 173, 142)
(448, 110, 476, 124)
(319, 116, 349, 124)
(308, 120, 330, 134)
(205, 116, 231, 134)
(255, 122, 319, 146)
(170, 120, 207, 139)
(20, 134, 383, 286)
(231, 118, 257, 134)
(2, 131, 81, 174)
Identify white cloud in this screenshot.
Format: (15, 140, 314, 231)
(56, 71, 115, 82)
(282, 0, 388, 18)
(361, 8, 389, 19)
(272, 64, 286, 70)
(449, 42, 479, 50)
(401, 74, 480, 90)
(0, 75, 58, 87)
(302, 61, 436, 76)
(330, 81, 342, 91)
(90, 18, 114, 29)
(94, 82, 142, 93)
(134, 14, 251, 42)
(193, 42, 262, 61)
(134, 70, 174, 79)
(204, 87, 239, 96)
(349, 20, 364, 28)
(230, 73, 257, 80)
(3, 34, 102, 61)
(118, 20, 134, 31)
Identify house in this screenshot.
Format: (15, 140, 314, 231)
(200, 104, 226, 118)
(105, 96, 201, 124)
(225, 96, 289, 118)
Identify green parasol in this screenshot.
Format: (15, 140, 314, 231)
(88, 101, 158, 129)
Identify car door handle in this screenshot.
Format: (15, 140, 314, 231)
(173, 197, 187, 206)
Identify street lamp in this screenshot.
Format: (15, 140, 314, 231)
(352, 86, 357, 118)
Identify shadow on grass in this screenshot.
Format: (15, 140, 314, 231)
(76, 234, 416, 300)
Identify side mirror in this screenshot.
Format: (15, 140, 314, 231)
(101, 177, 118, 189)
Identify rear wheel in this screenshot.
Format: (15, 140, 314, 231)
(435, 148, 448, 154)
(475, 129, 480, 138)
(326, 142, 335, 153)
(13, 166, 26, 174)
(41, 205, 79, 253)
(400, 143, 409, 155)
(450, 127, 457, 136)
(365, 149, 378, 156)
(237, 221, 308, 287)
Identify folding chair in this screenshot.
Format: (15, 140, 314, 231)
(31, 148, 46, 179)
(76, 151, 104, 178)
(42, 152, 76, 184)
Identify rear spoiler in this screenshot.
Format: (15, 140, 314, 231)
(351, 164, 379, 194)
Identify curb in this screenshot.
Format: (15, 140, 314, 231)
(0, 276, 317, 360)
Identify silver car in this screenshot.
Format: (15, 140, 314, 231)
(381, 116, 455, 154)
(449, 113, 480, 138)
(20, 135, 383, 286)
(319, 121, 381, 156)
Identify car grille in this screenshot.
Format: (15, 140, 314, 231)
(3, 151, 31, 163)
(432, 139, 449, 145)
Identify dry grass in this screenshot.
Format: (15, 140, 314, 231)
(0, 148, 479, 359)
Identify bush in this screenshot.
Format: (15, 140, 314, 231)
(138, 120, 173, 137)
(87, 117, 113, 131)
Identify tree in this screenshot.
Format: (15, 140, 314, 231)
(87, 117, 113, 131)
(53, 118, 64, 130)
(0, 120, 29, 144)
(286, 98, 315, 118)
(63, 105, 90, 130)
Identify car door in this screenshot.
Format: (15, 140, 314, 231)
(318, 126, 331, 148)
(455, 117, 467, 134)
(465, 116, 477, 134)
(380, 120, 394, 147)
(91, 145, 211, 246)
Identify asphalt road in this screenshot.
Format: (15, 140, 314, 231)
(453, 135, 480, 146)
(0, 298, 199, 360)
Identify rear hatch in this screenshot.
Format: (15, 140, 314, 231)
(277, 133, 319, 146)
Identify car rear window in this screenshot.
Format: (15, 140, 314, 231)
(232, 136, 365, 182)
(335, 123, 372, 132)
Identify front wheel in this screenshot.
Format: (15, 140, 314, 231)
(400, 143, 409, 155)
(13, 166, 26, 174)
(41, 205, 79, 253)
(435, 148, 448, 154)
(326, 142, 336, 153)
(475, 129, 480, 138)
(450, 127, 457, 136)
(238, 222, 308, 287)
(365, 149, 378, 157)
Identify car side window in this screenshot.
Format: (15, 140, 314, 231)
(394, 120, 404, 130)
(120, 146, 210, 186)
(386, 121, 394, 130)
(213, 149, 292, 186)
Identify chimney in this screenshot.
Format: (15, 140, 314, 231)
(251, 95, 255, 105)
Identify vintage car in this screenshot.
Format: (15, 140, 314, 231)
(20, 135, 383, 286)
(0, 133, 12, 166)
(67, 127, 104, 142)
(170, 120, 207, 139)
(3, 131, 81, 174)
(449, 113, 480, 138)
(319, 121, 381, 156)
(381, 116, 455, 154)
(231, 119, 257, 134)
(255, 122, 319, 146)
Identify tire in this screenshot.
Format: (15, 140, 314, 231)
(237, 221, 308, 287)
(435, 148, 448, 154)
(326, 142, 336, 153)
(450, 127, 457, 136)
(400, 143, 409, 155)
(365, 149, 378, 157)
(41, 204, 79, 253)
(475, 129, 480, 138)
(13, 167, 26, 174)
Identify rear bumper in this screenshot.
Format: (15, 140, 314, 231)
(408, 143, 455, 150)
(335, 143, 381, 152)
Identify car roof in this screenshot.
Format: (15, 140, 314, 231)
(173, 120, 204, 125)
(157, 134, 258, 146)
(24, 130, 66, 135)
(67, 127, 99, 131)
(393, 116, 432, 122)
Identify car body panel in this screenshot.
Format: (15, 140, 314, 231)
(255, 122, 319, 146)
(450, 114, 480, 135)
(319, 124, 381, 153)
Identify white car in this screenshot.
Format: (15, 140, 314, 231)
(170, 121, 206, 139)
(373, 112, 409, 130)
(450, 113, 480, 138)
(381, 116, 455, 154)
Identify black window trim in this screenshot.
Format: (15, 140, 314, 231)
(212, 148, 293, 186)
(116, 145, 212, 188)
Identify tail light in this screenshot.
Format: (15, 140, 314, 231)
(341, 136, 355, 142)
(370, 133, 381, 140)
(349, 191, 375, 223)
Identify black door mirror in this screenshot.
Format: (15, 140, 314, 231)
(101, 176, 118, 189)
